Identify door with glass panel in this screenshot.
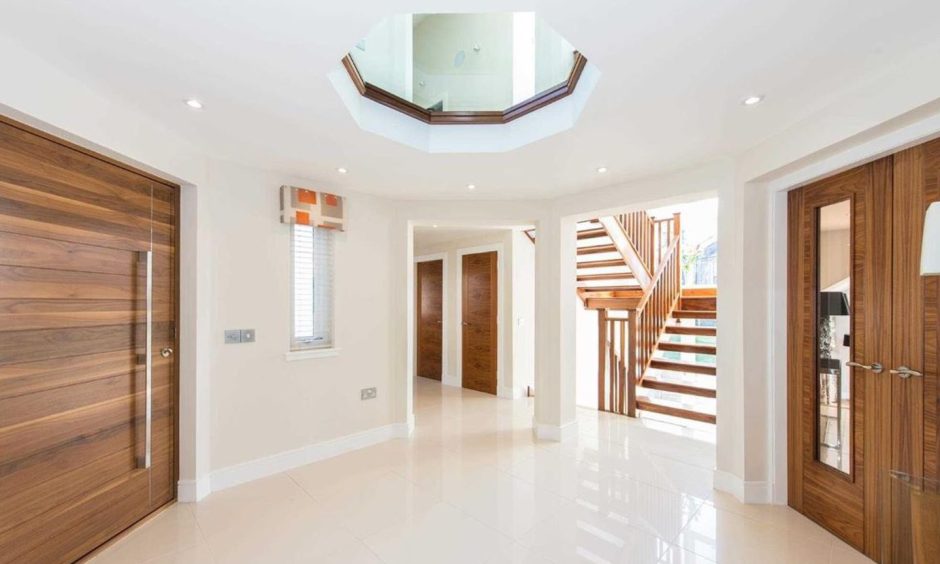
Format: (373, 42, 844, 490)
(788, 159, 894, 558)
(0, 118, 177, 562)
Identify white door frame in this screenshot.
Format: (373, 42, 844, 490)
(456, 243, 504, 395)
(414, 253, 449, 384)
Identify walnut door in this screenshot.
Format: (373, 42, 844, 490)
(461, 251, 497, 395)
(0, 118, 177, 562)
(789, 139, 940, 562)
(887, 138, 940, 563)
(788, 160, 893, 558)
(416, 259, 443, 380)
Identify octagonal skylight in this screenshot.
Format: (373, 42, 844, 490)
(342, 12, 587, 124)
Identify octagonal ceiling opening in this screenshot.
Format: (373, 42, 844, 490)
(342, 12, 588, 125)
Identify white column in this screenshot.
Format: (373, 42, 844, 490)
(715, 177, 775, 503)
(534, 214, 579, 440)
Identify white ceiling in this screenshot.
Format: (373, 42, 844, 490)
(3, 0, 940, 200)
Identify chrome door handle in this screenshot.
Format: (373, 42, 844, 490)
(138, 250, 153, 470)
(161, 347, 174, 358)
(462, 321, 470, 326)
(846, 361, 883, 374)
(889, 366, 923, 378)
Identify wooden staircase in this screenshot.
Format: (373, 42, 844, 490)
(579, 212, 717, 424)
(636, 289, 716, 423)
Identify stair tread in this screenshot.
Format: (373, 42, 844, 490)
(635, 395, 716, 424)
(577, 228, 608, 240)
(577, 244, 617, 255)
(577, 272, 635, 281)
(639, 375, 716, 398)
(650, 358, 717, 375)
(663, 325, 717, 336)
(644, 368, 717, 386)
(577, 258, 628, 268)
(579, 284, 642, 293)
(656, 342, 717, 355)
(672, 310, 717, 319)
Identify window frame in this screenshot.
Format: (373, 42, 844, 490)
(289, 223, 335, 353)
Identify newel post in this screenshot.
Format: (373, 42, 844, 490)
(597, 308, 607, 412)
(626, 313, 638, 417)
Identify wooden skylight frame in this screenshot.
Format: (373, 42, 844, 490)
(341, 52, 587, 125)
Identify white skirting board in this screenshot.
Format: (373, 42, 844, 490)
(713, 469, 774, 504)
(534, 420, 578, 442)
(177, 421, 413, 502)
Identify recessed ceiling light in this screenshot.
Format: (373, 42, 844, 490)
(184, 98, 204, 110)
(337, 167, 348, 174)
(467, 184, 476, 190)
(432, 224, 439, 228)
(597, 166, 608, 174)
(742, 95, 764, 106)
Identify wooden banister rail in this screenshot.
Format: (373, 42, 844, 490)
(632, 234, 682, 379)
(597, 212, 682, 417)
(598, 216, 652, 290)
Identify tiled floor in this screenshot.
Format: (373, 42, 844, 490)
(90, 377, 872, 563)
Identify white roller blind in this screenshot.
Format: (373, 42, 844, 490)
(291, 224, 334, 349)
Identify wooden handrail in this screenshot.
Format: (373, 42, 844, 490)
(597, 211, 682, 418)
(598, 217, 652, 290)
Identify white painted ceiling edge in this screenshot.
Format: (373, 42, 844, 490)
(330, 63, 599, 153)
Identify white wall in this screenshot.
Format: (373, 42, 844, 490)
(575, 297, 598, 408)
(413, 13, 513, 111)
(413, 228, 535, 398)
(352, 14, 413, 100)
(511, 230, 536, 395)
(205, 160, 396, 473)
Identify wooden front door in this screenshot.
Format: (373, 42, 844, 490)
(462, 251, 497, 395)
(416, 259, 443, 380)
(0, 118, 178, 562)
(789, 138, 940, 562)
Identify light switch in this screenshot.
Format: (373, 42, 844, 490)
(224, 330, 241, 344)
(240, 329, 255, 343)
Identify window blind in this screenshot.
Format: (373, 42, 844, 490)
(291, 224, 334, 350)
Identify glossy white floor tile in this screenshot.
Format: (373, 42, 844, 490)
(90, 377, 870, 563)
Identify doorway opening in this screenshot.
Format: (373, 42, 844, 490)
(573, 197, 719, 443)
(412, 226, 536, 400)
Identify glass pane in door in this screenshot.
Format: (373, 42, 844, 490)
(816, 200, 852, 474)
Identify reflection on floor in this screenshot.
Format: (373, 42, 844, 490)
(90, 377, 871, 564)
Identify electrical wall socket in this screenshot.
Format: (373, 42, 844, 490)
(360, 387, 377, 400)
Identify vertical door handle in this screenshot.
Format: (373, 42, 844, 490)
(889, 366, 923, 378)
(846, 361, 883, 374)
(138, 250, 153, 469)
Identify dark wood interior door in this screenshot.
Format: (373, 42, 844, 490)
(0, 118, 177, 563)
(416, 259, 443, 380)
(788, 160, 894, 558)
(462, 251, 497, 395)
(888, 139, 940, 563)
